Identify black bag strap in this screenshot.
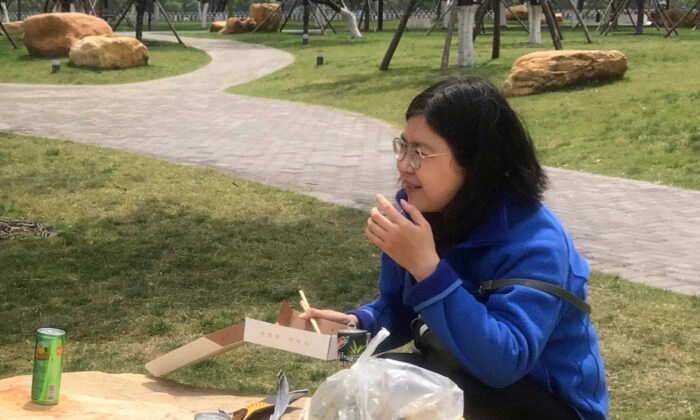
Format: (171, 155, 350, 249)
(477, 278, 591, 315)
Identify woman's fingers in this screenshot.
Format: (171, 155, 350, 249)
(298, 308, 357, 326)
(375, 194, 404, 223)
(399, 199, 428, 227)
(368, 207, 391, 230)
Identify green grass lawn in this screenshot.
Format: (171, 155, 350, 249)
(0, 37, 210, 84)
(1, 132, 698, 419)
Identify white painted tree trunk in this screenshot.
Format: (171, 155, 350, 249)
(312, 5, 330, 28)
(499, 2, 508, 27)
(442, 0, 452, 28)
(528, 4, 542, 44)
(457, 4, 477, 67)
(198, 2, 210, 29)
(339, 6, 362, 38)
(70, 3, 76, 12)
(1, 2, 9, 23)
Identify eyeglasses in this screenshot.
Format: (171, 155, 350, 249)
(392, 137, 451, 170)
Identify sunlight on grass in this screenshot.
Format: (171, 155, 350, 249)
(0, 132, 698, 418)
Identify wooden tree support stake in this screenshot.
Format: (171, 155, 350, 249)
(0, 19, 18, 49)
(568, 0, 592, 43)
(379, 0, 421, 70)
(664, 0, 699, 37)
(440, 2, 458, 73)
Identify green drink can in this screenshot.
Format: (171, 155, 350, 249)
(31, 328, 65, 405)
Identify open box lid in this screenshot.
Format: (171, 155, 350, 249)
(145, 301, 347, 377)
(244, 301, 347, 360)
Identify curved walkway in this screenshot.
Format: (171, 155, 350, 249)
(1, 35, 698, 296)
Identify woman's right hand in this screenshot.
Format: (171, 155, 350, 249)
(298, 308, 358, 327)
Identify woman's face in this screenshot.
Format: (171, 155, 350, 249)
(398, 115, 466, 213)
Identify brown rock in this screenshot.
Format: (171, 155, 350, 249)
(503, 50, 627, 97)
(210, 20, 226, 32)
(23, 12, 112, 57)
(505, 4, 528, 21)
(248, 3, 281, 32)
(219, 17, 257, 34)
(650, 8, 699, 28)
(0, 21, 24, 35)
(69, 35, 149, 69)
(505, 5, 562, 22)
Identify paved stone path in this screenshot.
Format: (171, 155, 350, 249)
(1, 35, 698, 296)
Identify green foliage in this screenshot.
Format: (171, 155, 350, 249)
(0, 133, 698, 418)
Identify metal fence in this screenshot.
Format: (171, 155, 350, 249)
(3, 7, 641, 27)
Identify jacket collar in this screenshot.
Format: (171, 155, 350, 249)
(462, 197, 510, 247)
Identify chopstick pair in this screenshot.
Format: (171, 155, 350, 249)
(299, 290, 321, 334)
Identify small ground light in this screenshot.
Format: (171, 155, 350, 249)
(316, 50, 324, 65)
(51, 59, 60, 73)
(302, 33, 308, 45)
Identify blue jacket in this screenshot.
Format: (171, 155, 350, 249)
(349, 193, 608, 419)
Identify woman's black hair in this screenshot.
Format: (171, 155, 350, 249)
(405, 77, 547, 252)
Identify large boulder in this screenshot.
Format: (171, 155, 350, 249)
(503, 50, 627, 97)
(505, 5, 562, 22)
(23, 12, 112, 57)
(505, 4, 528, 21)
(69, 35, 148, 69)
(210, 20, 226, 32)
(248, 3, 281, 32)
(650, 8, 699, 28)
(219, 17, 256, 34)
(1, 21, 24, 35)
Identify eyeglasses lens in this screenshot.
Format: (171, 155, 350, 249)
(393, 138, 422, 169)
(393, 138, 406, 160)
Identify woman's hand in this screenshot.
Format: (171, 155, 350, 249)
(298, 308, 358, 326)
(365, 194, 440, 282)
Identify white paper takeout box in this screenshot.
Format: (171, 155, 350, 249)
(145, 301, 346, 377)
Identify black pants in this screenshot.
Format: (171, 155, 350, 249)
(379, 352, 580, 420)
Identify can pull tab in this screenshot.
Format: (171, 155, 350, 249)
(346, 321, 357, 330)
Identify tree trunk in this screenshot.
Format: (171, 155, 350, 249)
(199, 0, 209, 29)
(457, 3, 477, 66)
(1, 2, 9, 23)
(314, 0, 362, 38)
(528, 1, 542, 44)
(635, 0, 645, 34)
(135, 0, 146, 41)
(499, 1, 507, 27)
(303, 0, 310, 43)
(60, 0, 71, 12)
(493, 0, 501, 58)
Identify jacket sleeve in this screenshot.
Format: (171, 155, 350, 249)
(347, 252, 416, 349)
(404, 225, 579, 388)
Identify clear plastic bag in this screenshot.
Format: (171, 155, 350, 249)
(308, 328, 464, 420)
